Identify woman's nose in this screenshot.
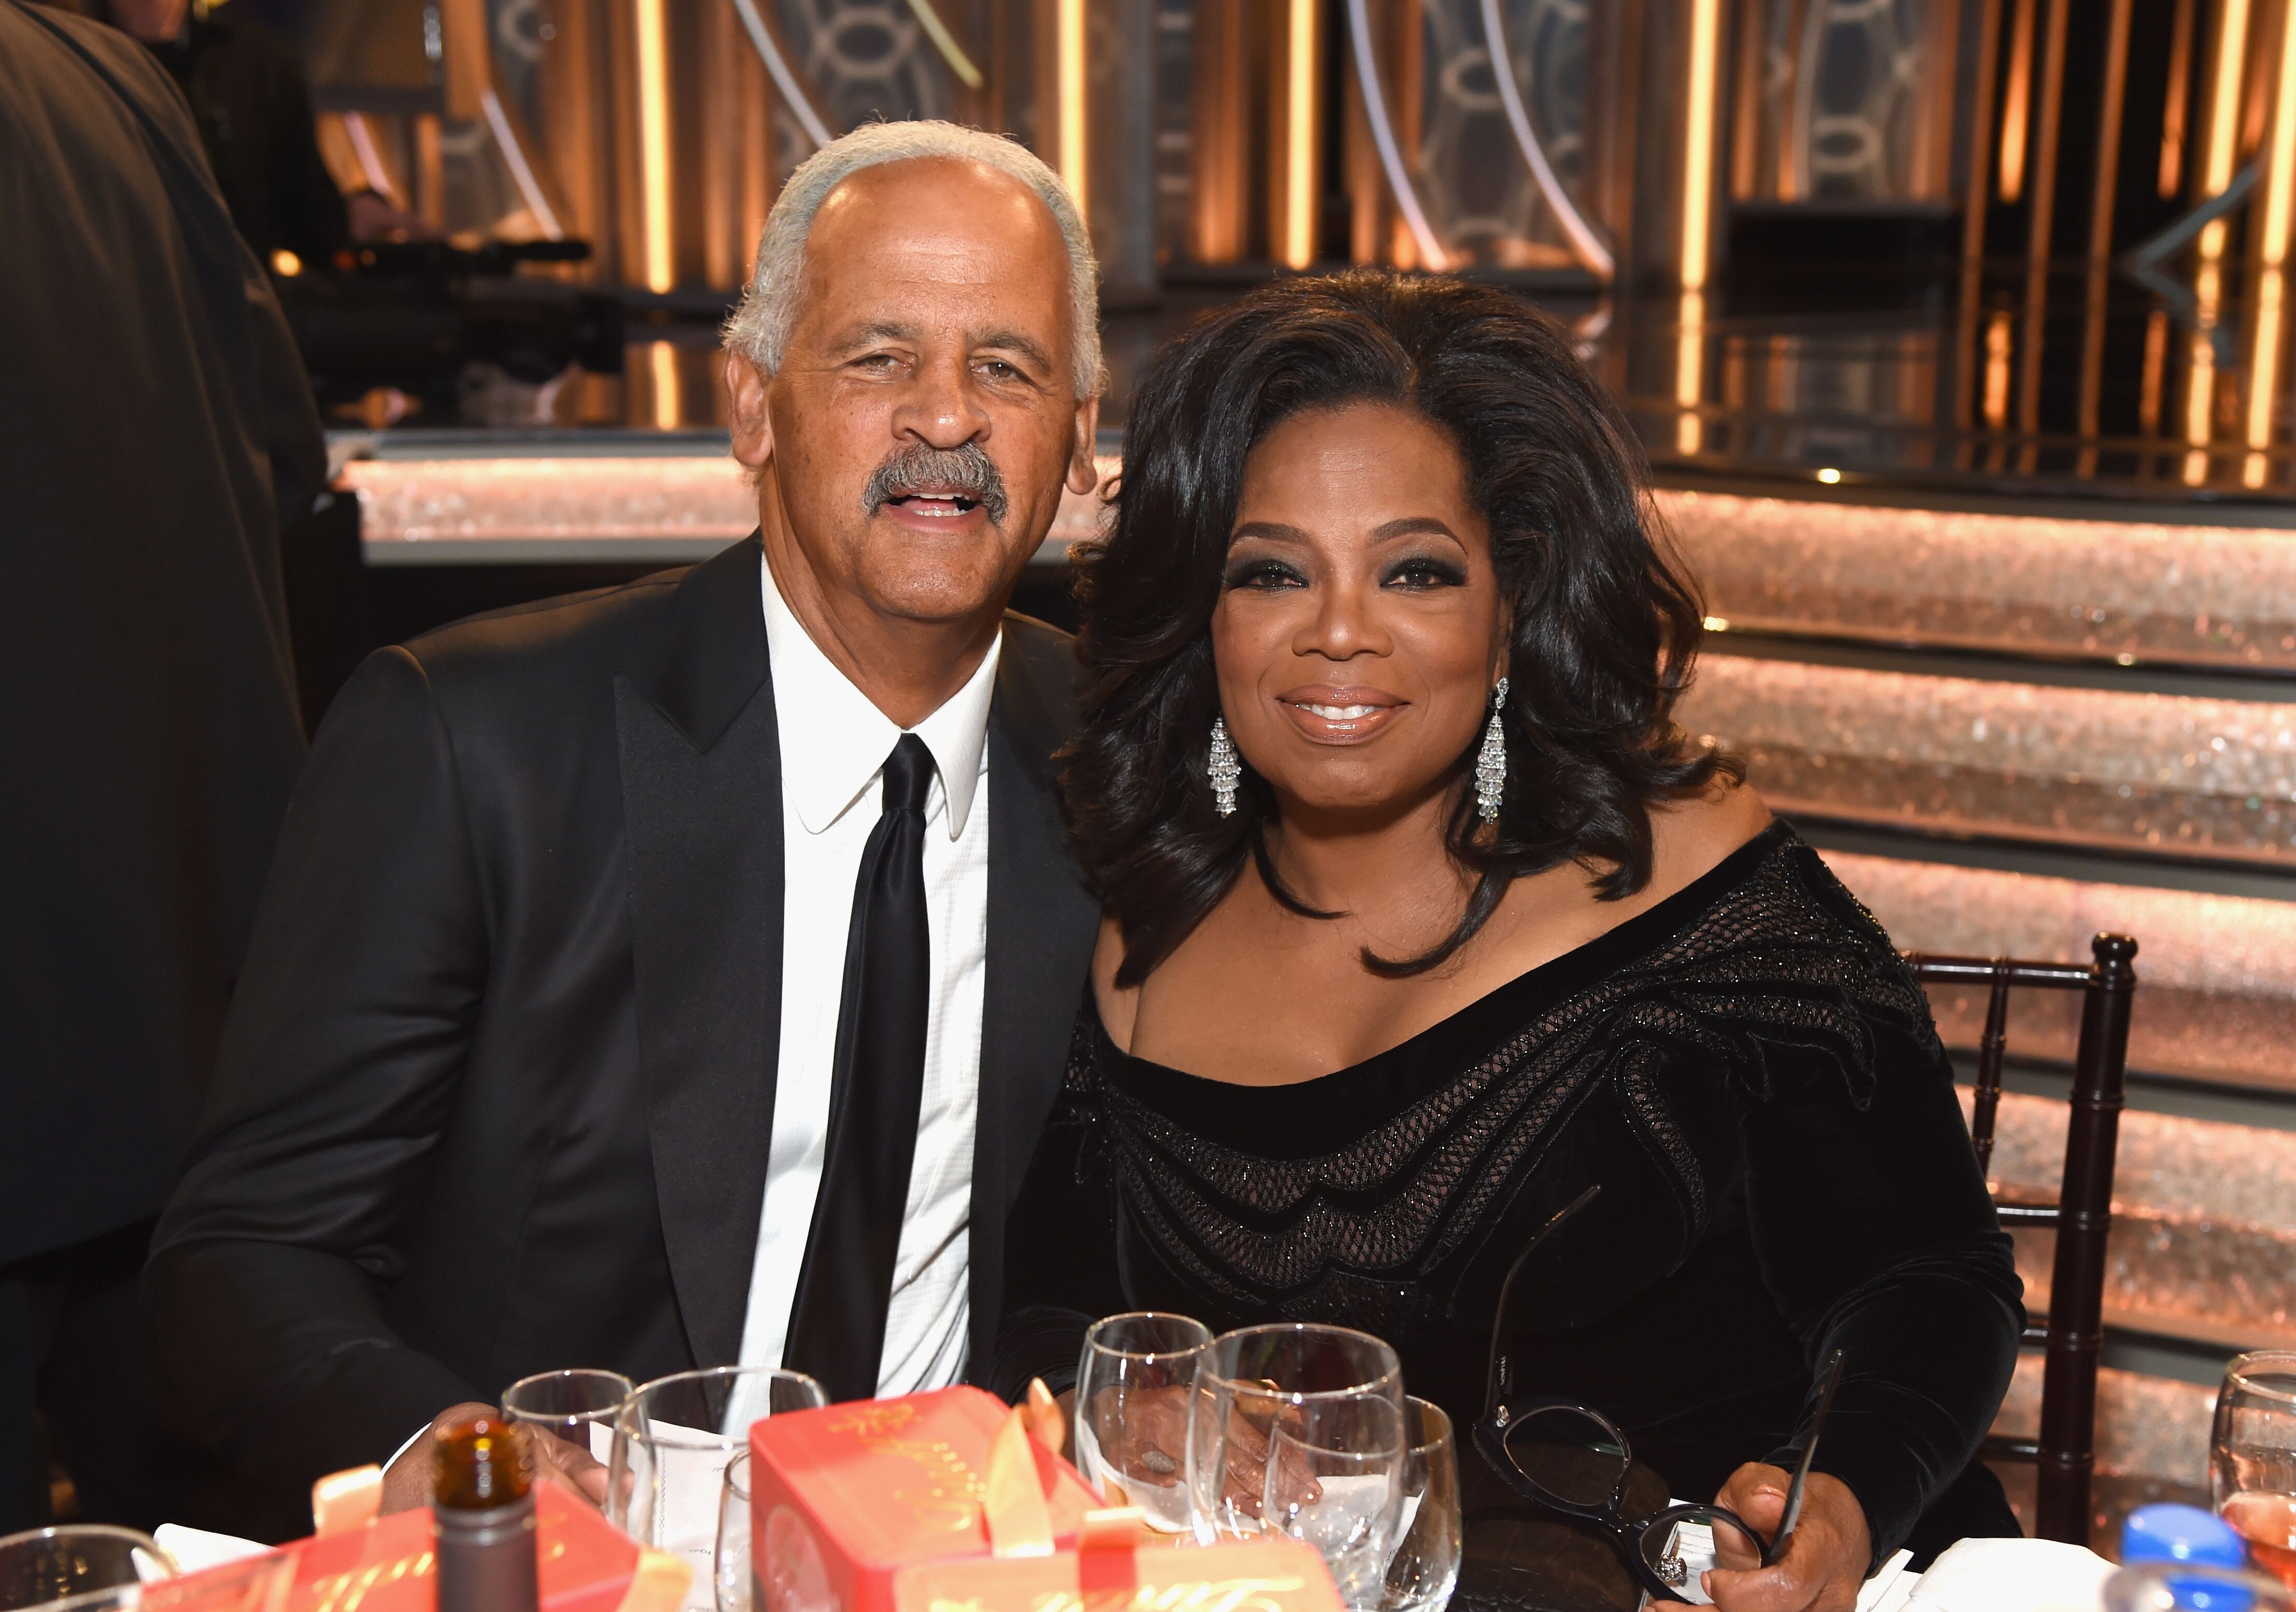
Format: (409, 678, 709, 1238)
(1292, 574, 1390, 660)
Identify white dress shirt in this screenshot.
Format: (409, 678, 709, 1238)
(730, 555, 997, 1410)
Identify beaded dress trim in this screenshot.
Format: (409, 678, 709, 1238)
(1060, 830, 1938, 1334)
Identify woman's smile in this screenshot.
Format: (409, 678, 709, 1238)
(1277, 684, 1407, 743)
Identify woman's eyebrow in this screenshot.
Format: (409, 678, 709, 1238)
(1369, 516, 1463, 544)
(1229, 520, 1313, 543)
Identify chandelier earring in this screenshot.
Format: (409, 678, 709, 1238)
(1475, 678, 1510, 823)
(1208, 716, 1242, 818)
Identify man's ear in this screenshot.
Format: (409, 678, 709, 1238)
(726, 349, 774, 471)
(1065, 392, 1101, 496)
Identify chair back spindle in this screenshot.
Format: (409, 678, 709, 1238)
(1903, 932, 2138, 1548)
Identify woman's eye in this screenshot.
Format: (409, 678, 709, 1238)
(1223, 558, 1307, 591)
(1386, 556, 1467, 589)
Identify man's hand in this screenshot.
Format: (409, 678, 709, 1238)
(1701, 1464, 1870, 1612)
(380, 1401, 612, 1515)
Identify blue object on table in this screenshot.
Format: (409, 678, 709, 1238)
(2122, 1505, 2253, 1611)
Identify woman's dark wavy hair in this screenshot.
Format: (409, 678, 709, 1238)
(1065, 270, 1737, 986)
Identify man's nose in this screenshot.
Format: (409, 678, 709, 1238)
(892, 351, 990, 449)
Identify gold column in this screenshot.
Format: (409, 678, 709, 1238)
(1189, 3, 1255, 262)
(2187, 0, 2256, 483)
(2244, 0, 2296, 486)
(1270, 0, 1323, 268)
(633, 0, 675, 293)
(1676, 0, 1724, 455)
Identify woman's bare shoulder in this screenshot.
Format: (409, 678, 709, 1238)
(1091, 915, 1141, 1052)
(1645, 776, 1774, 897)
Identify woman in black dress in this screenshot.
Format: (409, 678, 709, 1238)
(994, 272, 2022, 1611)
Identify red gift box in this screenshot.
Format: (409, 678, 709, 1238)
(891, 1535, 1346, 1612)
(145, 1484, 688, 1612)
(748, 1387, 1108, 1612)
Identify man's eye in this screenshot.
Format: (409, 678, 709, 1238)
(978, 360, 1022, 381)
(1386, 557, 1467, 589)
(854, 353, 901, 371)
(1223, 559, 1306, 591)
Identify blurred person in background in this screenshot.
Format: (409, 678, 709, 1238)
(0, 0, 326, 1534)
(81, 0, 430, 267)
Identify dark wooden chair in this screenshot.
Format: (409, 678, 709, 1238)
(1901, 933, 2139, 1547)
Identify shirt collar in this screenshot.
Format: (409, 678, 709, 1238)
(760, 554, 999, 840)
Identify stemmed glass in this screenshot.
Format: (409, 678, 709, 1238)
(609, 1366, 827, 1612)
(0, 1527, 175, 1609)
(1186, 1323, 1406, 1611)
(717, 1449, 752, 1612)
(1381, 1399, 1461, 1612)
(2213, 1350, 2296, 1587)
(1073, 1312, 1212, 1533)
(504, 1368, 634, 1465)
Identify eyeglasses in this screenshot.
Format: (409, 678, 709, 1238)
(1469, 1185, 1846, 1603)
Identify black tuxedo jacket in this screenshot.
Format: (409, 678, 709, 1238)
(145, 537, 1099, 1533)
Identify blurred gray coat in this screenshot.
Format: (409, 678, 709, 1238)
(0, 0, 325, 1263)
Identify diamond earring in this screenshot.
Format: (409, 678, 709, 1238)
(1475, 678, 1509, 823)
(1209, 716, 1241, 818)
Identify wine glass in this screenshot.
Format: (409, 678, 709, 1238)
(717, 1449, 752, 1612)
(1381, 1399, 1460, 1612)
(0, 1527, 174, 1609)
(504, 1368, 634, 1465)
(1187, 1324, 1405, 1611)
(1073, 1312, 1212, 1533)
(609, 1366, 827, 1612)
(2213, 1350, 2296, 1587)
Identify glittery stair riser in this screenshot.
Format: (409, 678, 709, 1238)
(1928, 981, 2296, 1092)
(2006, 1216, 2296, 1349)
(1743, 746, 2294, 865)
(1973, 1091, 2296, 1230)
(1662, 490, 2296, 670)
(1681, 657, 2296, 868)
(1819, 851, 2296, 1092)
(1991, 1360, 2216, 1486)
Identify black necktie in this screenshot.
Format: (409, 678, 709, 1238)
(782, 733, 936, 1402)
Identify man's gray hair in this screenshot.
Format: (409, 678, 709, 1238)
(723, 120, 1102, 397)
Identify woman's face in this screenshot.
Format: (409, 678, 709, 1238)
(1212, 401, 1510, 823)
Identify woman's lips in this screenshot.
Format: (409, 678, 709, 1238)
(1276, 687, 1404, 743)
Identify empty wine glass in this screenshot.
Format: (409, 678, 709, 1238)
(717, 1448, 752, 1612)
(2214, 1351, 2296, 1588)
(504, 1368, 634, 1465)
(0, 1527, 174, 1609)
(1381, 1399, 1460, 1612)
(1074, 1312, 1211, 1533)
(1187, 1324, 1405, 1611)
(609, 1366, 826, 1612)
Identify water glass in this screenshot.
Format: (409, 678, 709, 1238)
(0, 1527, 174, 1609)
(1187, 1324, 1405, 1611)
(1074, 1312, 1212, 1533)
(1381, 1399, 1460, 1612)
(717, 1449, 752, 1612)
(2105, 1560, 2296, 1612)
(504, 1368, 635, 1464)
(2215, 1351, 2296, 1588)
(609, 1366, 827, 1612)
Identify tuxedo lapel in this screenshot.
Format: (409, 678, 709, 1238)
(616, 536, 783, 1371)
(967, 618, 1098, 1372)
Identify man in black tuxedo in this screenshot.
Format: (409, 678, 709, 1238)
(146, 119, 1103, 1536)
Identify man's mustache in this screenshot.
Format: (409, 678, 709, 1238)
(860, 441, 1010, 527)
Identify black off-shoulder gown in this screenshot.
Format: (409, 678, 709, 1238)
(992, 824, 2025, 1589)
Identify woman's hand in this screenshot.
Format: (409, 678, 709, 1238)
(1701, 1464, 1870, 1612)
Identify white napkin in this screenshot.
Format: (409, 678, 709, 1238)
(1906, 1537, 2116, 1612)
(152, 1523, 274, 1575)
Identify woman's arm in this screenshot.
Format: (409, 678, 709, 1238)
(984, 1067, 1129, 1402)
(1735, 1011, 2025, 1568)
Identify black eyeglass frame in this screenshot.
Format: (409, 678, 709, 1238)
(1470, 1397, 1777, 1601)
(1469, 1186, 1838, 1603)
